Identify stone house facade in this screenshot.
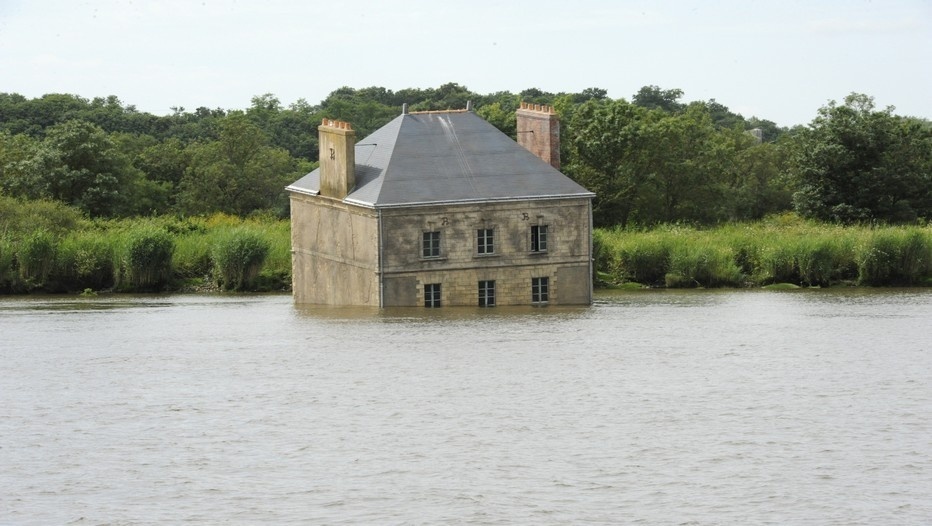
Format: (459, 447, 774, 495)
(287, 103, 594, 307)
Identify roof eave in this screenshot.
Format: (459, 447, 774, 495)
(346, 192, 595, 210)
(285, 185, 319, 197)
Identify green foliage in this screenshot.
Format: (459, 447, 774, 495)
(0, 235, 18, 291)
(632, 85, 685, 113)
(17, 230, 56, 288)
(210, 228, 270, 291)
(117, 226, 174, 291)
(595, 219, 932, 288)
(177, 113, 299, 216)
(666, 243, 743, 288)
(566, 95, 793, 228)
(0, 198, 292, 293)
(790, 93, 932, 223)
(856, 229, 932, 285)
(0, 195, 84, 238)
(53, 231, 116, 291)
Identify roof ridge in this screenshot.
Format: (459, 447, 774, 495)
(367, 114, 407, 204)
(406, 109, 471, 115)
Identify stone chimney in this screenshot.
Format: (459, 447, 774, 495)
(516, 102, 560, 170)
(318, 118, 355, 199)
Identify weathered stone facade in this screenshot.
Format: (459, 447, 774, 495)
(289, 195, 591, 306)
(290, 193, 379, 305)
(379, 198, 591, 306)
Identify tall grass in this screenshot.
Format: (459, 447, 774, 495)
(116, 226, 174, 291)
(596, 217, 932, 288)
(857, 229, 932, 285)
(0, 201, 294, 293)
(211, 228, 270, 291)
(2, 198, 928, 293)
(17, 230, 56, 288)
(53, 230, 116, 291)
(0, 235, 18, 292)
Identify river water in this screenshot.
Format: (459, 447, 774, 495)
(1, 289, 930, 525)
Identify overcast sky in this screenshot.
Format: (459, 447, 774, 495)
(1, 0, 929, 127)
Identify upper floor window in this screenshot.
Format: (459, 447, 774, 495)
(423, 231, 441, 258)
(477, 228, 494, 255)
(531, 225, 548, 252)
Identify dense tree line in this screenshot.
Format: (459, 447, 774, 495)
(1, 84, 929, 225)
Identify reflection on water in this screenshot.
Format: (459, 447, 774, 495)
(1, 289, 931, 525)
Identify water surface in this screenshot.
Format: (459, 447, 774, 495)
(2, 289, 930, 524)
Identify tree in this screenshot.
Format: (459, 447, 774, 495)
(565, 99, 657, 227)
(790, 93, 932, 223)
(0, 131, 50, 200)
(476, 102, 516, 138)
(1, 120, 149, 217)
(632, 85, 685, 113)
(641, 105, 727, 223)
(177, 113, 303, 216)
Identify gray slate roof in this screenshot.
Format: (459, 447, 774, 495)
(286, 110, 593, 208)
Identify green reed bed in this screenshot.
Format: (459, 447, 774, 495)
(596, 217, 932, 288)
(0, 198, 293, 293)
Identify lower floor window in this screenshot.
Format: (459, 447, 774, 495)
(532, 277, 549, 303)
(424, 283, 441, 307)
(478, 280, 495, 307)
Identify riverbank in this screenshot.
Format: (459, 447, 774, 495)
(595, 214, 932, 288)
(1, 198, 291, 294)
(3, 198, 930, 294)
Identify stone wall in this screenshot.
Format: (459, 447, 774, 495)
(290, 193, 379, 305)
(379, 197, 592, 306)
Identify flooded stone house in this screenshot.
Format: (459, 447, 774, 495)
(286, 102, 594, 307)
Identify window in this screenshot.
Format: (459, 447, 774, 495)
(423, 231, 441, 258)
(532, 277, 549, 303)
(424, 283, 441, 307)
(531, 225, 548, 252)
(478, 280, 495, 307)
(477, 228, 494, 254)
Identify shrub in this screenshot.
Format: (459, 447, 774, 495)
(0, 235, 17, 291)
(618, 236, 671, 286)
(173, 232, 213, 279)
(796, 237, 842, 287)
(53, 231, 115, 291)
(857, 229, 932, 285)
(665, 243, 743, 288)
(117, 227, 174, 291)
(211, 229, 270, 291)
(17, 230, 57, 289)
(0, 196, 84, 239)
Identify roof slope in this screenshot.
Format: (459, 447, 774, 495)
(287, 110, 593, 208)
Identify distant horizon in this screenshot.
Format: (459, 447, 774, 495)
(2, 0, 929, 127)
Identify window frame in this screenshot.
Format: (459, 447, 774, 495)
(531, 276, 549, 304)
(477, 227, 495, 255)
(424, 283, 441, 307)
(422, 230, 441, 259)
(478, 280, 496, 307)
(530, 224, 549, 253)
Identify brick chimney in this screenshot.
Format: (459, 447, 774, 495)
(318, 118, 355, 199)
(516, 102, 560, 170)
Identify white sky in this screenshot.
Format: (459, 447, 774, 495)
(1, 0, 929, 127)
